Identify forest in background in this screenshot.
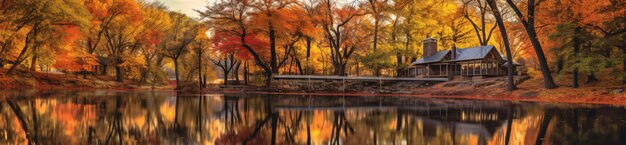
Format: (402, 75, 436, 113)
(0, 0, 624, 91)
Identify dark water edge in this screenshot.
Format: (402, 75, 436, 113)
(0, 90, 625, 145)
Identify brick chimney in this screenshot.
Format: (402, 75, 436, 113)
(423, 38, 437, 58)
(451, 44, 457, 60)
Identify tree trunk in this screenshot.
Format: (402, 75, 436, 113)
(6, 27, 35, 75)
(306, 37, 312, 75)
(115, 63, 123, 82)
(174, 59, 180, 89)
(586, 73, 597, 83)
(396, 52, 403, 76)
(373, 17, 381, 77)
(30, 50, 37, 71)
(223, 68, 229, 86)
(269, 23, 278, 74)
(506, 0, 558, 89)
(101, 64, 107, 75)
(6, 41, 29, 75)
(198, 49, 203, 89)
(333, 63, 346, 76)
(203, 75, 207, 87)
(265, 71, 272, 87)
(244, 61, 249, 85)
(573, 27, 581, 88)
(294, 56, 304, 75)
(488, 0, 516, 91)
(234, 62, 241, 84)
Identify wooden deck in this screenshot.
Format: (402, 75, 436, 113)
(273, 75, 449, 82)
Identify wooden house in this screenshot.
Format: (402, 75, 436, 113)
(407, 38, 520, 79)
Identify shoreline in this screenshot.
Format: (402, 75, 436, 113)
(245, 91, 626, 106)
(2, 69, 625, 106)
(2, 86, 625, 106)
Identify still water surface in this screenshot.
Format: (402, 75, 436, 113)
(0, 90, 625, 145)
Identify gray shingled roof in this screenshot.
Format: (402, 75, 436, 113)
(411, 45, 501, 65)
(411, 50, 450, 65)
(448, 45, 495, 62)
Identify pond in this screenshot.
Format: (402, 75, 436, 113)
(0, 90, 625, 145)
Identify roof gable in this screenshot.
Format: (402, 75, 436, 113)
(449, 45, 498, 62)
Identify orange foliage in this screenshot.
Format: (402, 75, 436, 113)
(538, 0, 624, 34)
(212, 31, 268, 60)
(53, 26, 98, 72)
(84, 0, 143, 31)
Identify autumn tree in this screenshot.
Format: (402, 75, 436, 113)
(271, 6, 317, 75)
(505, 0, 558, 89)
(161, 12, 198, 89)
(3, 0, 90, 75)
(486, 0, 516, 91)
(538, 0, 625, 87)
(319, 0, 366, 76)
(53, 26, 98, 77)
(101, 2, 142, 81)
(250, 0, 297, 75)
(363, 0, 389, 76)
(462, 0, 498, 46)
(199, 0, 277, 85)
(300, 0, 323, 75)
(192, 26, 210, 88)
(84, 0, 142, 74)
(137, 1, 171, 85)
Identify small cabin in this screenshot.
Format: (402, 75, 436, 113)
(406, 38, 520, 79)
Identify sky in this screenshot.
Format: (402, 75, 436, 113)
(150, 0, 215, 18)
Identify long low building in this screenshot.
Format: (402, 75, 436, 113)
(406, 38, 520, 79)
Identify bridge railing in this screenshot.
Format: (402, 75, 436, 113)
(272, 75, 449, 82)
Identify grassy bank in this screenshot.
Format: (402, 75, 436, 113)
(0, 68, 173, 90)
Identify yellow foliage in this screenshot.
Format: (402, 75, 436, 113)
(526, 67, 544, 80)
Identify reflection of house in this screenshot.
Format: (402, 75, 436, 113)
(407, 38, 520, 78)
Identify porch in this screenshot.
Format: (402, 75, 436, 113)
(459, 60, 503, 77)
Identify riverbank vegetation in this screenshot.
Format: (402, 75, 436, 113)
(0, 0, 625, 96)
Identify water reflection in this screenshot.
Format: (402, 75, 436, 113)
(0, 90, 625, 145)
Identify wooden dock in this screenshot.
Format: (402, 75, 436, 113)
(273, 75, 448, 82)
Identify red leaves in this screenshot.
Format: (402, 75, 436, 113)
(212, 31, 268, 60)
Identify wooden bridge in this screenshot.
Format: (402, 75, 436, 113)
(273, 75, 449, 82)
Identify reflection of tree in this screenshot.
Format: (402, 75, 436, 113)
(547, 107, 626, 145)
(330, 111, 354, 145)
(7, 100, 38, 145)
(3, 93, 626, 145)
(535, 109, 553, 145)
(222, 96, 242, 131)
(3, 99, 69, 145)
(280, 111, 303, 144)
(306, 111, 311, 145)
(504, 105, 514, 145)
(241, 97, 273, 145)
(104, 96, 124, 145)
